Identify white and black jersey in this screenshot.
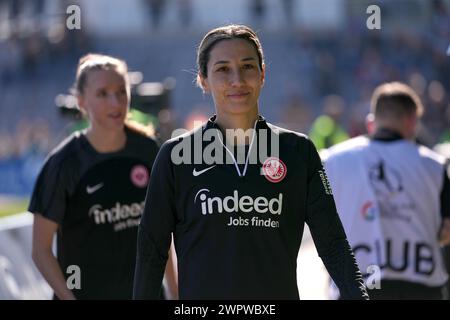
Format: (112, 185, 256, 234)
(29, 127, 159, 299)
(134, 115, 368, 300)
(322, 130, 450, 290)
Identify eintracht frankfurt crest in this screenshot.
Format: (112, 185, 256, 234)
(262, 157, 287, 183)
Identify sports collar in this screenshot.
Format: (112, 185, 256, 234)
(204, 114, 267, 177)
(205, 114, 268, 131)
(372, 128, 404, 142)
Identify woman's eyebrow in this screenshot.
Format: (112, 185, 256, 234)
(213, 57, 256, 65)
(213, 60, 229, 65)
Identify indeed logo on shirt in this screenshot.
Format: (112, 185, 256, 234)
(194, 189, 282, 215)
(88, 201, 144, 231)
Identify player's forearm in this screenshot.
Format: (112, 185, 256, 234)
(320, 238, 369, 300)
(163, 238, 179, 300)
(439, 217, 450, 246)
(32, 249, 76, 300)
(133, 226, 168, 299)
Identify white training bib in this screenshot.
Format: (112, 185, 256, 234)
(322, 136, 448, 287)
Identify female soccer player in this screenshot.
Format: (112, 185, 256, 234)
(29, 53, 177, 299)
(133, 25, 368, 299)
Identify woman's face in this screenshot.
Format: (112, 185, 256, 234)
(200, 38, 265, 117)
(78, 69, 129, 132)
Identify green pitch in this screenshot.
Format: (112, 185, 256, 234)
(0, 197, 29, 218)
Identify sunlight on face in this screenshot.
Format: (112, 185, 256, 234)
(78, 69, 129, 132)
(200, 38, 265, 117)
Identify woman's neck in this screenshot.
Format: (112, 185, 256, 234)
(215, 110, 258, 131)
(85, 126, 127, 153)
(215, 110, 259, 146)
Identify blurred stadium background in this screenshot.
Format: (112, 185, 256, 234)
(0, 0, 449, 299)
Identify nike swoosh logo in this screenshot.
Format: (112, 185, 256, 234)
(86, 183, 104, 194)
(192, 166, 216, 177)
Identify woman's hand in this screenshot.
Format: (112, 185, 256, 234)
(32, 214, 76, 300)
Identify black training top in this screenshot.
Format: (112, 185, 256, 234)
(134, 115, 368, 300)
(29, 127, 159, 299)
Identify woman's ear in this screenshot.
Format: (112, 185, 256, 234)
(77, 95, 87, 116)
(197, 74, 209, 93)
(261, 63, 265, 87)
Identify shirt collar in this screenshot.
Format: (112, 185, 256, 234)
(372, 128, 404, 142)
(205, 114, 267, 131)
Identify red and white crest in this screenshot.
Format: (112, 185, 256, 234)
(262, 157, 287, 183)
(130, 165, 149, 188)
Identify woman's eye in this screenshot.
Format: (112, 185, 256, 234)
(97, 90, 107, 97)
(216, 66, 228, 72)
(243, 64, 255, 70)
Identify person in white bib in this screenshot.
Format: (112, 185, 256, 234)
(322, 82, 450, 299)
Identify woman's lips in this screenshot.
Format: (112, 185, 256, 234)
(108, 113, 123, 119)
(227, 92, 250, 98)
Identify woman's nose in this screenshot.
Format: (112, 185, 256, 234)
(109, 94, 122, 107)
(229, 69, 244, 86)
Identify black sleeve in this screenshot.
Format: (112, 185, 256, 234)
(440, 164, 450, 218)
(304, 139, 369, 300)
(28, 154, 67, 224)
(133, 142, 177, 299)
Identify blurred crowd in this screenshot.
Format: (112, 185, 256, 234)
(1, 0, 450, 195)
(276, 0, 450, 149)
(0, 0, 90, 83)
